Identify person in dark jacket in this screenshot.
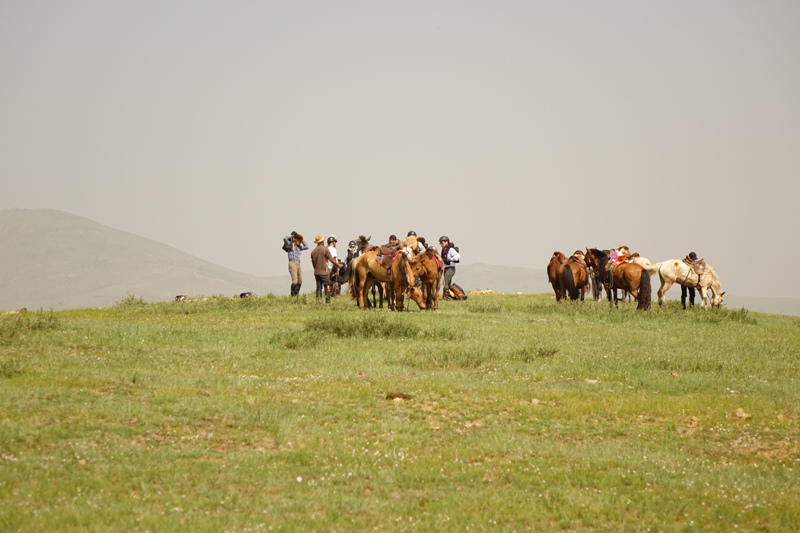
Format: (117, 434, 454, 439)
(310, 234, 344, 303)
(681, 252, 698, 309)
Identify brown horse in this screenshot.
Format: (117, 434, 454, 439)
(610, 262, 652, 310)
(585, 248, 651, 310)
(412, 247, 444, 311)
(547, 251, 568, 301)
(584, 248, 612, 301)
(344, 235, 384, 308)
(562, 251, 590, 301)
(349, 249, 425, 311)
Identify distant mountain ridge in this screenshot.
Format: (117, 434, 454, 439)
(2, 209, 799, 316)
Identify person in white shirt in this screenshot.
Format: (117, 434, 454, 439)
(439, 235, 461, 299)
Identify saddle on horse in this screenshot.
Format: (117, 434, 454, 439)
(377, 245, 399, 273)
(682, 255, 706, 287)
(568, 253, 588, 272)
(608, 257, 628, 270)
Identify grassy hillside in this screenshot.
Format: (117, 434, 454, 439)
(2, 294, 798, 531)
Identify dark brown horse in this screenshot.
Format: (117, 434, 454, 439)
(547, 251, 568, 301)
(585, 248, 651, 310)
(562, 251, 590, 301)
(584, 248, 612, 301)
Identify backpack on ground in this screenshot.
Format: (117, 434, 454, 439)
(448, 283, 467, 301)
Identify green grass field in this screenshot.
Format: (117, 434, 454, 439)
(2, 294, 798, 532)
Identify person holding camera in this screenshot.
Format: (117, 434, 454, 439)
(439, 236, 460, 300)
(283, 231, 308, 296)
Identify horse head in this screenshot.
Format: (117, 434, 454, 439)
(711, 291, 725, 309)
(356, 235, 372, 253)
(584, 248, 602, 270)
(406, 285, 426, 310)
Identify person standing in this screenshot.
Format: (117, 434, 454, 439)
(283, 231, 308, 296)
(439, 236, 460, 300)
(310, 235, 344, 303)
(327, 236, 341, 296)
(681, 252, 698, 309)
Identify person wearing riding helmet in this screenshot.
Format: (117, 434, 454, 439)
(407, 231, 426, 254)
(439, 236, 460, 299)
(326, 236, 339, 272)
(326, 236, 342, 296)
(346, 239, 358, 261)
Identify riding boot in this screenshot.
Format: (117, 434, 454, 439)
(290, 284, 296, 296)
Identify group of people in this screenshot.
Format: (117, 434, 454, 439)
(608, 244, 700, 309)
(282, 231, 461, 303)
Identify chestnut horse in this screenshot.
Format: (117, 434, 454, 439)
(547, 251, 568, 301)
(412, 247, 444, 311)
(349, 249, 425, 311)
(585, 248, 651, 310)
(562, 251, 590, 301)
(610, 262, 652, 310)
(345, 235, 384, 308)
(657, 259, 724, 310)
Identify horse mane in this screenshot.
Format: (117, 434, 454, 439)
(704, 264, 720, 286)
(589, 248, 607, 259)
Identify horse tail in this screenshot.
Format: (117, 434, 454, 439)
(348, 261, 359, 300)
(638, 269, 652, 310)
(647, 262, 663, 276)
(343, 259, 353, 283)
(563, 264, 578, 300)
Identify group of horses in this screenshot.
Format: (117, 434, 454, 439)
(334, 235, 444, 311)
(547, 248, 725, 311)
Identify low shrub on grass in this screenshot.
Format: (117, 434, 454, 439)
(0, 309, 59, 344)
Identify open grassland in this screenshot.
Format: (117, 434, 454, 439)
(1, 294, 799, 532)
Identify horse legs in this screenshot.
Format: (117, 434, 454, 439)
(657, 278, 674, 306)
(698, 285, 708, 310)
(387, 283, 398, 311)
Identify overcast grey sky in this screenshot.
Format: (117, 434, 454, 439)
(2, 1, 798, 298)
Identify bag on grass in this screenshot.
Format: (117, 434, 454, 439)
(448, 283, 467, 301)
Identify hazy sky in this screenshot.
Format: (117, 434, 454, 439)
(2, 1, 798, 298)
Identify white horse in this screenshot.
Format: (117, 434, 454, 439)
(656, 260, 725, 310)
